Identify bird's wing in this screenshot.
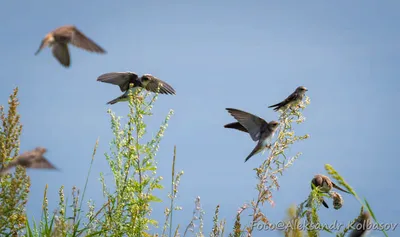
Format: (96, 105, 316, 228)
(52, 43, 70, 67)
(268, 91, 298, 109)
(224, 122, 248, 133)
(97, 72, 138, 92)
(332, 182, 350, 194)
(142, 75, 176, 95)
(225, 108, 267, 141)
(69, 27, 106, 53)
(27, 157, 57, 169)
(0, 159, 18, 175)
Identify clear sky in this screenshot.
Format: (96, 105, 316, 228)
(1, 1, 399, 236)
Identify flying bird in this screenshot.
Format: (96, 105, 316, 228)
(268, 86, 308, 111)
(311, 174, 350, 208)
(224, 122, 272, 149)
(225, 108, 280, 162)
(0, 147, 57, 175)
(97, 72, 176, 105)
(224, 122, 249, 133)
(35, 25, 106, 67)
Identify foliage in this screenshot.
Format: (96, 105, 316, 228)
(0, 88, 387, 237)
(0, 88, 29, 236)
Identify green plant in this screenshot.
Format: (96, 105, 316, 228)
(0, 88, 29, 236)
(0, 87, 387, 237)
(234, 98, 311, 236)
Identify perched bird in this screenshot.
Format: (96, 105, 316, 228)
(268, 86, 308, 111)
(311, 174, 350, 208)
(0, 147, 57, 175)
(330, 191, 344, 210)
(225, 108, 280, 162)
(97, 72, 176, 105)
(349, 211, 372, 237)
(35, 25, 106, 67)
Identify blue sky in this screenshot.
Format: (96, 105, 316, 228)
(1, 1, 399, 236)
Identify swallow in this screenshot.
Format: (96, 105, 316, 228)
(311, 174, 350, 208)
(225, 108, 280, 162)
(97, 72, 176, 105)
(0, 147, 57, 175)
(268, 86, 308, 111)
(349, 212, 371, 237)
(224, 122, 272, 149)
(35, 25, 106, 67)
(330, 191, 343, 210)
(224, 122, 251, 133)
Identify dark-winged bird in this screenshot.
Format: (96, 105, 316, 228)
(0, 147, 57, 175)
(349, 212, 372, 237)
(225, 108, 280, 162)
(268, 86, 308, 111)
(224, 122, 272, 149)
(35, 25, 106, 67)
(97, 72, 176, 105)
(311, 174, 350, 208)
(224, 122, 248, 133)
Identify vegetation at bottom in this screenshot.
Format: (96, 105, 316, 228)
(0, 87, 387, 237)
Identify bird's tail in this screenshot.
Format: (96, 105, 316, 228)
(268, 102, 283, 111)
(35, 39, 48, 55)
(332, 182, 350, 194)
(244, 142, 264, 162)
(107, 96, 123, 105)
(224, 122, 248, 133)
(321, 198, 329, 208)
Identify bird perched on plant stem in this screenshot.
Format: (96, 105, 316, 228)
(0, 147, 57, 175)
(97, 72, 176, 105)
(268, 86, 308, 111)
(225, 108, 280, 162)
(349, 211, 372, 237)
(311, 174, 350, 208)
(35, 25, 106, 67)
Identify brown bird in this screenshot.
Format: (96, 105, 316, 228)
(225, 108, 280, 162)
(224, 122, 272, 149)
(311, 174, 350, 208)
(268, 86, 308, 111)
(35, 25, 106, 67)
(0, 147, 57, 175)
(349, 212, 372, 237)
(97, 72, 176, 105)
(224, 122, 251, 133)
(330, 191, 344, 210)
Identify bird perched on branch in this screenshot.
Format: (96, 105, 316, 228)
(97, 72, 176, 105)
(225, 108, 279, 162)
(268, 86, 308, 111)
(35, 25, 106, 67)
(0, 147, 57, 175)
(349, 211, 372, 237)
(311, 174, 350, 208)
